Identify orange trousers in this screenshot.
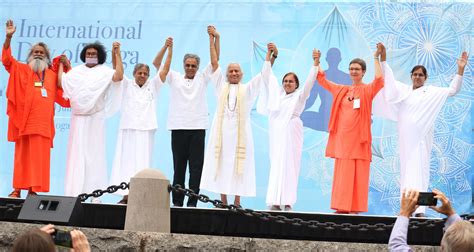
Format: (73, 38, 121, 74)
(13, 134, 51, 192)
(331, 158, 370, 213)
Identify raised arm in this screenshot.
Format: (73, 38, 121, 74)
(112, 45, 116, 70)
(112, 41, 124, 82)
(315, 51, 340, 94)
(159, 38, 173, 82)
(2, 19, 17, 70)
(300, 49, 321, 100)
(447, 51, 468, 97)
(388, 189, 419, 251)
(262, 43, 277, 83)
(374, 43, 382, 79)
(152, 39, 169, 71)
(379, 43, 411, 103)
(208, 25, 219, 72)
(369, 43, 385, 96)
(57, 55, 70, 88)
(267, 42, 278, 67)
(457, 51, 468, 76)
(3, 19, 15, 50)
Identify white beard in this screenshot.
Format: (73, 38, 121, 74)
(28, 56, 49, 73)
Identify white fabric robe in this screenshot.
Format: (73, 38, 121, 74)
(109, 75, 164, 195)
(200, 64, 268, 197)
(257, 62, 318, 207)
(62, 64, 120, 196)
(373, 62, 462, 214)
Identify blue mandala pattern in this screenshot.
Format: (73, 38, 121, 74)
(353, 3, 473, 214)
(298, 3, 473, 214)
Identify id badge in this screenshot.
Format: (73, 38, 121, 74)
(34, 81, 43, 87)
(41, 88, 48, 98)
(353, 98, 360, 109)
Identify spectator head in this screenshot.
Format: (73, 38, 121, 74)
(12, 228, 55, 252)
(440, 220, 474, 252)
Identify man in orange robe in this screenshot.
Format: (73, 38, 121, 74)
(315, 44, 384, 213)
(2, 19, 69, 198)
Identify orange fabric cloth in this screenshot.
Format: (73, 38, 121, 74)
(316, 70, 383, 212)
(13, 135, 51, 192)
(2, 46, 69, 191)
(317, 70, 383, 159)
(331, 159, 370, 212)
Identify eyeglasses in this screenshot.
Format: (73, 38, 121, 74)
(185, 64, 197, 69)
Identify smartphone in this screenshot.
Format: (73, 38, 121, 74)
(417, 192, 437, 206)
(51, 229, 73, 248)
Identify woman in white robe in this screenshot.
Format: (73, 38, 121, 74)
(258, 45, 320, 211)
(373, 45, 467, 216)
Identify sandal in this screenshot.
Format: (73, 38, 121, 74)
(8, 190, 21, 198)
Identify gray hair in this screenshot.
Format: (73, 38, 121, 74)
(133, 63, 150, 75)
(440, 220, 474, 252)
(183, 53, 200, 67)
(27, 42, 51, 65)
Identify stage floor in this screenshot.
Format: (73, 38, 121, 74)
(0, 197, 446, 245)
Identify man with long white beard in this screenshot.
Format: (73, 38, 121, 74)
(2, 19, 69, 198)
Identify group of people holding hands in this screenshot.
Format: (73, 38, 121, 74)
(2, 19, 469, 217)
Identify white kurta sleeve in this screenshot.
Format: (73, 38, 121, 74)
(246, 62, 270, 101)
(257, 61, 280, 115)
(299, 66, 319, 102)
(105, 79, 123, 117)
(446, 74, 463, 97)
(210, 66, 225, 95)
(200, 63, 213, 84)
(381, 61, 411, 104)
(148, 73, 165, 92)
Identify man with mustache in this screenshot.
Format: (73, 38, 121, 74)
(2, 19, 69, 198)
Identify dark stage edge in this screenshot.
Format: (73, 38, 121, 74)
(0, 197, 444, 246)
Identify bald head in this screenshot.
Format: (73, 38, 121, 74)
(226, 63, 243, 84)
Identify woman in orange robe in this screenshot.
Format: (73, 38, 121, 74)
(315, 44, 384, 213)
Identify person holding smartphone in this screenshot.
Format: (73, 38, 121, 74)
(12, 224, 90, 251)
(389, 189, 474, 251)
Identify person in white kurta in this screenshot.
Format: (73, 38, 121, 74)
(373, 45, 468, 215)
(258, 46, 320, 211)
(155, 28, 220, 208)
(59, 42, 124, 199)
(110, 39, 172, 203)
(200, 36, 270, 207)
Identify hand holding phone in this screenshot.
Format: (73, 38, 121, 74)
(51, 228, 73, 248)
(429, 189, 456, 217)
(417, 192, 437, 206)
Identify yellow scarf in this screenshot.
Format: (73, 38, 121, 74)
(214, 83, 247, 179)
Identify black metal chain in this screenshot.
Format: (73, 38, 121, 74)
(76, 182, 459, 233)
(77, 182, 129, 202)
(168, 184, 447, 232)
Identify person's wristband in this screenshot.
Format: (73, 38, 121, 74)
(272, 54, 278, 59)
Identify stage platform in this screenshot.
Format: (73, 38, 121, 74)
(0, 197, 447, 246)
